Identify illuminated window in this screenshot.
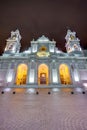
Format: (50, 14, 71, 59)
(38, 64, 49, 85)
(39, 46, 47, 51)
(74, 44, 78, 49)
(15, 64, 28, 85)
(59, 64, 72, 85)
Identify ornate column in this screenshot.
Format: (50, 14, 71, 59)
(28, 60, 36, 84)
(51, 60, 58, 84)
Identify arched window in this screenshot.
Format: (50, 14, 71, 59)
(59, 64, 72, 85)
(15, 64, 28, 85)
(38, 64, 49, 85)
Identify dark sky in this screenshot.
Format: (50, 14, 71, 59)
(0, 0, 87, 54)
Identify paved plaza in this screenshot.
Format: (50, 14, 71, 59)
(0, 88, 87, 130)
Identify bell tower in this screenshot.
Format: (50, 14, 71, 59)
(65, 29, 82, 54)
(4, 29, 21, 55)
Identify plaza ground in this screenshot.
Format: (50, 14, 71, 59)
(0, 88, 87, 130)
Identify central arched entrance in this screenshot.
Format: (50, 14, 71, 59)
(38, 64, 49, 85)
(15, 64, 28, 85)
(59, 64, 72, 85)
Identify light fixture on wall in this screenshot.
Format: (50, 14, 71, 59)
(74, 71, 79, 82)
(7, 75, 13, 82)
(29, 77, 34, 83)
(74, 75, 79, 82)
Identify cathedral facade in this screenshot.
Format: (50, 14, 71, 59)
(0, 29, 87, 89)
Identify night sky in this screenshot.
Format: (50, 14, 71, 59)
(0, 0, 87, 54)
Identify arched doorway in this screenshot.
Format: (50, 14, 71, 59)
(59, 64, 72, 85)
(15, 64, 28, 85)
(38, 64, 49, 85)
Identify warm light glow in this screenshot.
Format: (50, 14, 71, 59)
(14, 88, 25, 93)
(16, 64, 28, 85)
(38, 64, 49, 85)
(61, 88, 72, 92)
(37, 51, 50, 57)
(59, 64, 72, 85)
